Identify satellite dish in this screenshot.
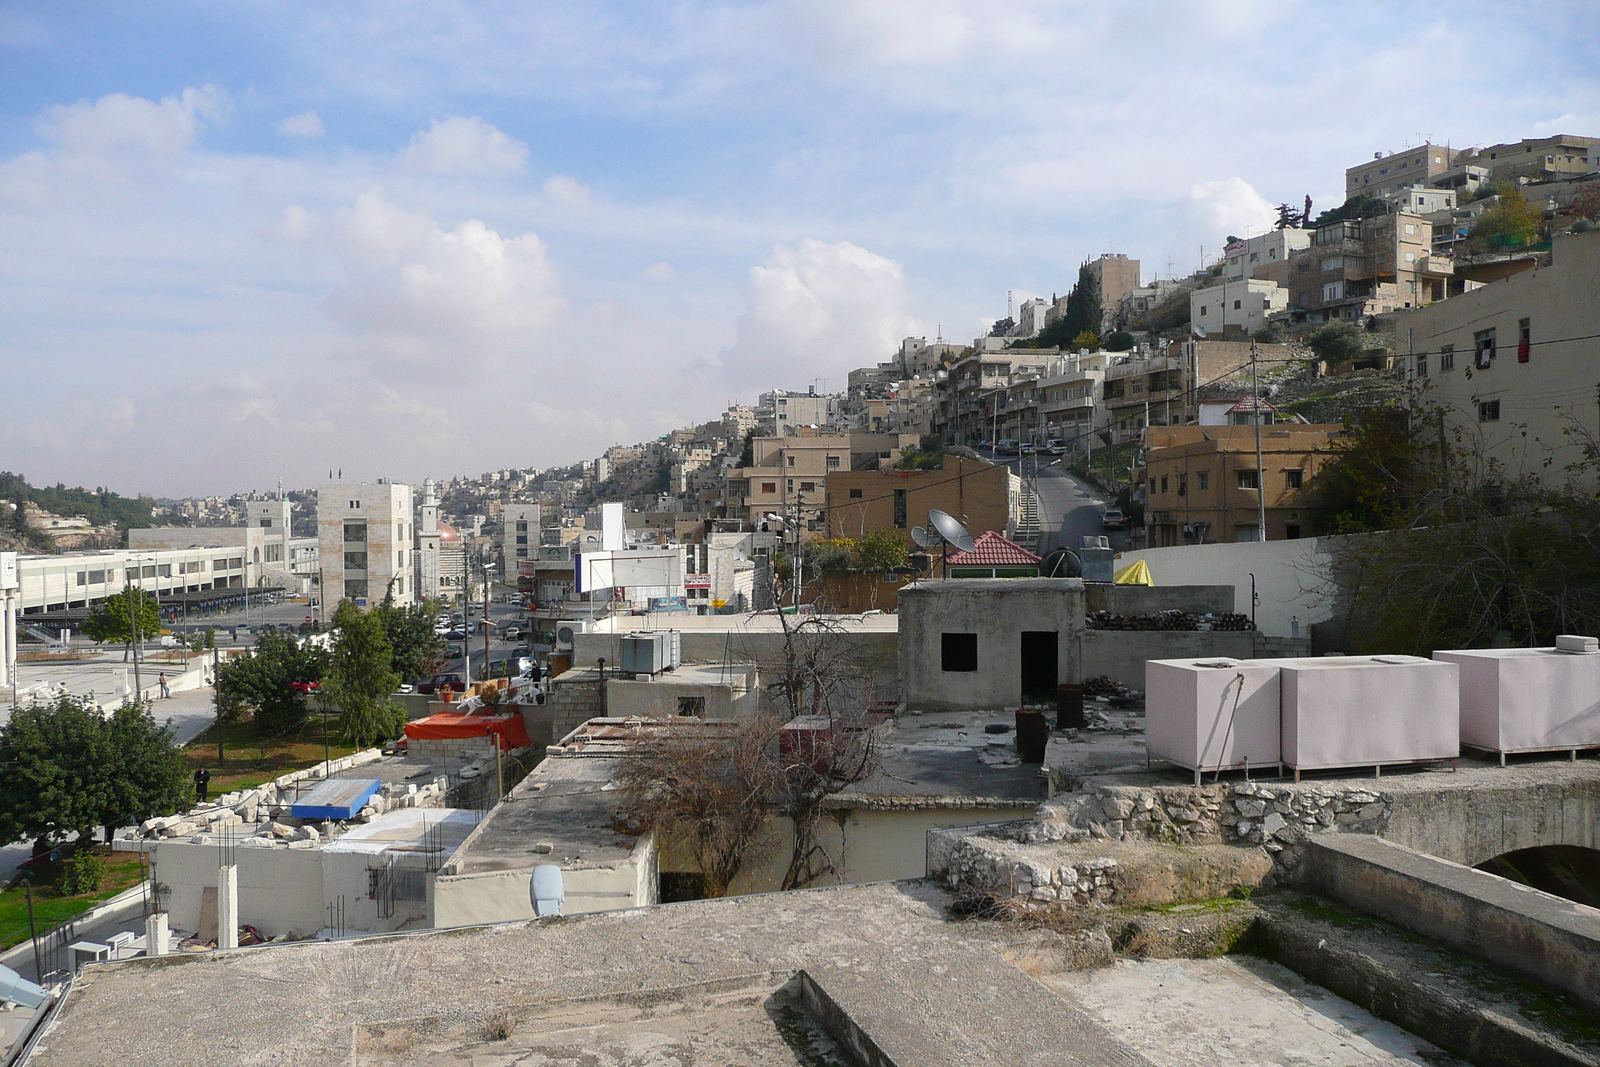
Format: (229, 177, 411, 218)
(928, 510, 976, 553)
(530, 864, 565, 918)
(1040, 548, 1083, 579)
(910, 526, 929, 547)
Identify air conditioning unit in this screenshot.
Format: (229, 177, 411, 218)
(554, 619, 593, 651)
(619, 632, 669, 675)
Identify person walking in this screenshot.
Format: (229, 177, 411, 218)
(193, 767, 211, 804)
(158, 672, 170, 699)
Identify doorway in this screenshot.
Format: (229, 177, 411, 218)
(1020, 631, 1058, 701)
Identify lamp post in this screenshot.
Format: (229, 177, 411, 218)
(481, 557, 495, 682)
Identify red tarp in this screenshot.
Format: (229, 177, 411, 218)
(404, 711, 531, 751)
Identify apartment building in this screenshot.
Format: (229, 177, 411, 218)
(1190, 279, 1288, 338)
(1288, 211, 1452, 324)
(825, 456, 1013, 544)
(1033, 357, 1106, 450)
(1100, 341, 1287, 443)
(1455, 135, 1600, 186)
(937, 349, 1055, 445)
(1222, 229, 1311, 283)
(1346, 143, 1457, 199)
(1142, 424, 1343, 546)
(502, 503, 541, 569)
(1085, 254, 1141, 335)
(1402, 229, 1600, 483)
(317, 481, 414, 608)
(757, 389, 839, 434)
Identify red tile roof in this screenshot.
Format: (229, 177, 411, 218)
(943, 530, 1041, 567)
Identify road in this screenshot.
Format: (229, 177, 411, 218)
(974, 450, 1132, 555)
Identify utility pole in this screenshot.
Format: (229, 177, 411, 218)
(1252, 341, 1267, 542)
(482, 554, 493, 682)
(127, 578, 142, 704)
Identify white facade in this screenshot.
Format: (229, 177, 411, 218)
(1191, 279, 1287, 337)
(415, 478, 443, 603)
(1016, 298, 1051, 338)
(1222, 229, 1311, 282)
(502, 503, 541, 571)
(317, 482, 414, 609)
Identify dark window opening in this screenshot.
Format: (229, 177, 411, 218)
(941, 632, 978, 672)
(893, 488, 908, 529)
(1479, 400, 1501, 422)
(1518, 318, 1530, 363)
(849, 488, 863, 499)
(1284, 469, 1304, 489)
(1474, 328, 1496, 369)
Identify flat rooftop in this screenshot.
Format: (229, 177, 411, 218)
(588, 610, 899, 634)
(839, 710, 1049, 807)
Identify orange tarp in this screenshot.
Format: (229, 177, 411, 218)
(405, 711, 531, 751)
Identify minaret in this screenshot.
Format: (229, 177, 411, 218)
(416, 478, 443, 601)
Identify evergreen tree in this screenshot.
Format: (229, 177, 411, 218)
(218, 631, 329, 734)
(324, 601, 405, 747)
(83, 587, 162, 663)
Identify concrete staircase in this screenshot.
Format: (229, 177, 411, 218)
(1014, 486, 1042, 551)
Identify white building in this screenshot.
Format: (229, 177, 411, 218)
(1190, 279, 1288, 338)
(1222, 229, 1311, 282)
(1016, 297, 1051, 338)
(415, 478, 444, 603)
(758, 389, 838, 434)
(317, 482, 414, 609)
(502, 503, 541, 571)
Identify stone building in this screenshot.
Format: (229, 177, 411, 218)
(317, 480, 414, 608)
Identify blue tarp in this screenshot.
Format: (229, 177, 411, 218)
(290, 777, 382, 821)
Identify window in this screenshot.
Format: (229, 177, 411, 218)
(1322, 282, 1344, 302)
(259, 518, 273, 528)
(74, 571, 86, 586)
(343, 522, 367, 543)
(1284, 469, 1304, 489)
(1159, 475, 1168, 494)
(786, 479, 794, 492)
(515, 534, 528, 544)
(1232, 300, 1241, 311)
(1440, 345, 1455, 371)
(343, 580, 369, 599)
(849, 488, 863, 499)
(1479, 400, 1501, 422)
(826, 455, 841, 469)
(1197, 471, 1210, 491)
(1234, 525, 1260, 542)
(941, 632, 978, 672)
(1415, 353, 1428, 378)
(1404, 252, 1416, 263)
(799, 481, 816, 492)
(516, 521, 528, 532)
(1199, 305, 1207, 316)
(344, 551, 368, 570)
(1404, 224, 1416, 236)
(1518, 318, 1530, 363)
(786, 455, 795, 466)
(893, 488, 907, 528)
(1321, 257, 1343, 272)
(1237, 469, 1260, 490)
(761, 482, 776, 494)
(1474, 328, 1496, 369)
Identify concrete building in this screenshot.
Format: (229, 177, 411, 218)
(1346, 143, 1458, 200)
(1016, 297, 1051, 338)
(127, 522, 316, 597)
(1033, 357, 1105, 450)
(1288, 210, 1452, 324)
(414, 478, 444, 602)
(1100, 341, 1290, 443)
(317, 481, 414, 609)
(756, 389, 838, 434)
(1142, 424, 1344, 545)
(15, 544, 266, 619)
(1400, 228, 1600, 483)
(502, 503, 541, 570)
(825, 455, 1015, 544)
(1085, 254, 1141, 335)
(1190, 279, 1288, 338)
(1222, 230, 1311, 283)
(898, 578, 1085, 709)
(1453, 134, 1600, 186)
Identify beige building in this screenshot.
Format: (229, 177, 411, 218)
(1346, 143, 1457, 199)
(1101, 341, 1291, 443)
(825, 455, 1013, 543)
(1142, 424, 1344, 546)
(1289, 211, 1452, 324)
(318, 481, 414, 608)
(1401, 228, 1600, 483)
(1190, 278, 1288, 338)
(1223, 229, 1311, 283)
(502, 503, 541, 570)
(1455, 135, 1600, 186)
(1086, 253, 1141, 335)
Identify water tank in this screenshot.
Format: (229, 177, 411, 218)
(619, 632, 669, 674)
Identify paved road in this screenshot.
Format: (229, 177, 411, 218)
(973, 450, 1131, 555)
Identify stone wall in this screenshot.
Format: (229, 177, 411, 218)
(1080, 630, 1256, 688)
(1084, 584, 1234, 616)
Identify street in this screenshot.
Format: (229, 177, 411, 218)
(973, 450, 1132, 555)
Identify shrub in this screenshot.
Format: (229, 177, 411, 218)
(60, 852, 107, 896)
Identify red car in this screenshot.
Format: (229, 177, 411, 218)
(417, 673, 467, 695)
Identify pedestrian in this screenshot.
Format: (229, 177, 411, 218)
(193, 767, 211, 803)
(158, 672, 170, 699)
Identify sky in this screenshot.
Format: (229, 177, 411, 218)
(2, 1, 1596, 497)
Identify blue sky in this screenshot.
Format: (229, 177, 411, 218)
(2, 0, 1597, 496)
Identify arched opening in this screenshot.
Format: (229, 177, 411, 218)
(1475, 846, 1600, 909)
(253, 547, 261, 564)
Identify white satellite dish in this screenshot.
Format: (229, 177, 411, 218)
(910, 526, 930, 548)
(928, 510, 976, 553)
(530, 864, 565, 918)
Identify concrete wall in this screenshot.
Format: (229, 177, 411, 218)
(898, 579, 1084, 710)
(1297, 834, 1600, 1014)
(1112, 537, 1336, 637)
(429, 835, 656, 926)
(1084, 584, 1234, 616)
(151, 841, 325, 939)
(1081, 631, 1256, 688)
(1380, 770, 1600, 868)
(606, 674, 759, 720)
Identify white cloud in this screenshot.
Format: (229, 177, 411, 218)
(277, 110, 325, 139)
(324, 191, 563, 373)
(542, 174, 592, 205)
(714, 238, 917, 391)
(400, 116, 528, 175)
(37, 85, 226, 157)
(1169, 178, 1280, 268)
(640, 261, 676, 281)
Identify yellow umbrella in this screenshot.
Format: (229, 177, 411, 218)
(1114, 559, 1153, 586)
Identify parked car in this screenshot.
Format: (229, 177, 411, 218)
(501, 626, 522, 641)
(417, 673, 466, 695)
(1019, 442, 1036, 455)
(443, 628, 467, 641)
(1101, 508, 1126, 529)
(995, 440, 1020, 456)
(1046, 440, 1066, 455)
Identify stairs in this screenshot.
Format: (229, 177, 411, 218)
(1014, 486, 1042, 551)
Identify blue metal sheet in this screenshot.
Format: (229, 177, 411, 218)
(290, 777, 381, 821)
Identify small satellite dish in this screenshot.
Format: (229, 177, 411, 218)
(530, 864, 565, 918)
(910, 526, 929, 548)
(1040, 548, 1083, 579)
(928, 510, 976, 553)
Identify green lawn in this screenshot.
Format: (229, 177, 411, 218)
(183, 716, 361, 794)
(0, 848, 148, 951)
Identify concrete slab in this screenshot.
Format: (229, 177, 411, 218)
(1043, 957, 1468, 1066)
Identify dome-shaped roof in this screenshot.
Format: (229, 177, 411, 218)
(437, 520, 461, 543)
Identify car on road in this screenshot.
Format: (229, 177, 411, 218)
(995, 439, 1020, 456)
(1101, 507, 1126, 529)
(443, 629, 467, 641)
(1046, 440, 1066, 455)
(500, 626, 522, 641)
(1019, 442, 1036, 455)
(417, 673, 466, 695)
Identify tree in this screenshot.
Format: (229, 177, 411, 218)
(1305, 406, 1421, 534)
(0, 696, 189, 845)
(1033, 261, 1102, 350)
(324, 601, 404, 747)
(217, 631, 330, 734)
(83, 587, 162, 663)
(1470, 185, 1543, 249)
(373, 597, 445, 683)
(989, 316, 1014, 337)
(1275, 202, 1306, 229)
(851, 528, 907, 575)
(9, 492, 25, 536)
(1304, 322, 1365, 369)
(1104, 331, 1135, 352)
(1310, 194, 1387, 228)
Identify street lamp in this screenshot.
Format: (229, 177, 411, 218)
(481, 557, 495, 682)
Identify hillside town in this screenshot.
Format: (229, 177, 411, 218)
(5, 23, 1600, 1067)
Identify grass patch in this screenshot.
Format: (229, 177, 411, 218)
(182, 716, 361, 794)
(1069, 442, 1140, 494)
(0, 846, 148, 951)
